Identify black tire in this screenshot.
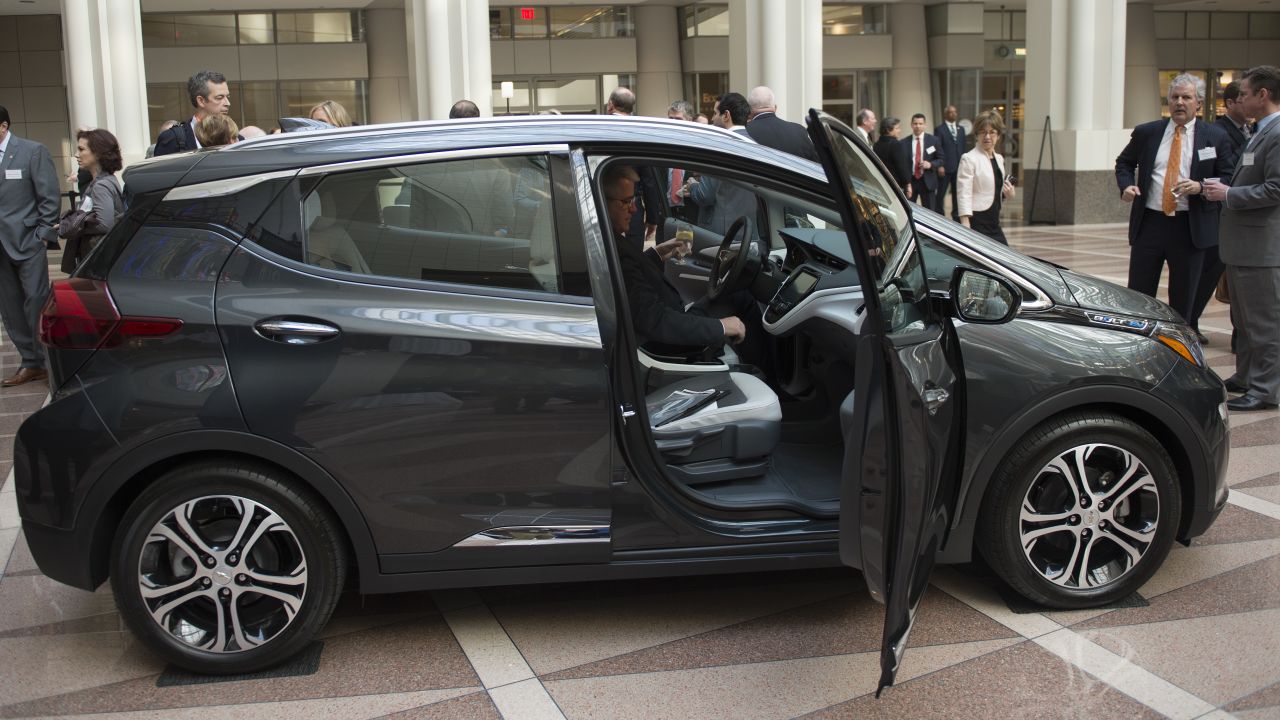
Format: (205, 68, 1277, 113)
(977, 412, 1180, 609)
(110, 461, 348, 674)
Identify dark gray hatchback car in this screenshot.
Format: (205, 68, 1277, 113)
(17, 114, 1228, 691)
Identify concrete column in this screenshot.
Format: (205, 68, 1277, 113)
(635, 5, 682, 117)
(406, 0, 492, 120)
(1124, 3, 1160, 128)
(729, 0, 821, 123)
(103, 0, 149, 163)
(61, 0, 150, 165)
(1022, 0, 1131, 225)
(887, 3, 933, 126)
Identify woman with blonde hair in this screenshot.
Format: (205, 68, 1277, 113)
(195, 113, 239, 148)
(956, 110, 1016, 244)
(310, 100, 352, 127)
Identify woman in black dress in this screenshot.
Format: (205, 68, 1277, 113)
(956, 110, 1016, 244)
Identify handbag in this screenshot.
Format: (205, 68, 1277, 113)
(1215, 274, 1230, 304)
(57, 207, 90, 241)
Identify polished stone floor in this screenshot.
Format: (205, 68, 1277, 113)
(0, 224, 1277, 719)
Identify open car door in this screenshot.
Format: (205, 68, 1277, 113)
(805, 110, 965, 695)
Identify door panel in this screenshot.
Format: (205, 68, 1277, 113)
(807, 110, 964, 693)
(216, 151, 613, 564)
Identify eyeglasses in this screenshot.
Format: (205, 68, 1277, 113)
(606, 195, 637, 207)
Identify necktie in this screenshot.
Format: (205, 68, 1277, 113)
(950, 124, 957, 142)
(668, 168, 683, 206)
(914, 138, 923, 179)
(1161, 124, 1183, 216)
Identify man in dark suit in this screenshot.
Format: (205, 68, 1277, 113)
(0, 106, 59, 386)
(604, 165, 745, 349)
(154, 70, 230, 156)
(1203, 65, 1280, 411)
(1115, 74, 1237, 323)
(896, 114, 945, 208)
(745, 86, 818, 161)
(935, 105, 966, 218)
(1189, 80, 1257, 342)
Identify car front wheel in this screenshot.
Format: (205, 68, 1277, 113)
(978, 412, 1181, 609)
(110, 462, 347, 674)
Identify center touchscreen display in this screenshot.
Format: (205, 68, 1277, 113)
(790, 271, 818, 296)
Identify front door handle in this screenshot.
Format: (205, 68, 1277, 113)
(922, 385, 950, 415)
(254, 318, 341, 345)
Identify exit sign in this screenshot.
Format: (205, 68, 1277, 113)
(520, 7, 536, 21)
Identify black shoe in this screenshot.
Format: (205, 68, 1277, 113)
(1224, 379, 1248, 394)
(1195, 330, 1209, 345)
(1227, 395, 1279, 412)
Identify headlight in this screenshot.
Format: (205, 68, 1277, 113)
(1153, 322, 1205, 368)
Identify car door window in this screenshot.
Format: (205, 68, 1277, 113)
(823, 131, 929, 333)
(301, 155, 562, 294)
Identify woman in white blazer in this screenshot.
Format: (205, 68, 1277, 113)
(957, 110, 1016, 244)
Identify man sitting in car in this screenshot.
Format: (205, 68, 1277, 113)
(604, 165, 748, 351)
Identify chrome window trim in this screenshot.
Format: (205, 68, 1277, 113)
(295, 143, 571, 176)
(915, 224, 1054, 312)
(453, 525, 610, 548)
(162, 169, 299, 202)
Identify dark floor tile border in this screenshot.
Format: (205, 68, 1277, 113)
(155, 641, 324, 687)
(997, 585, 1148, 615)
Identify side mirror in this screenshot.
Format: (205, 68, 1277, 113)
(950, 267, 1021, 324)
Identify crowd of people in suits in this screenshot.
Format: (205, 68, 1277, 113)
(1119, 66, 1280, 412)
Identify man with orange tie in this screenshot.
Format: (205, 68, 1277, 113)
(1116, 74, 1236, 321)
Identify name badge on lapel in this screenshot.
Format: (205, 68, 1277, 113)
(926, 146, 936, 155)
(1198, 147, 1216, 161)
(4, 169, 21, 180)
(1242, 152, 1256, 167)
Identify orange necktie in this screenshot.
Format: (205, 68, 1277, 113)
(1162, 125, 1183, 216)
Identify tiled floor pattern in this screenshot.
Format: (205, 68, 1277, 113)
(0, 226, 1277, 719)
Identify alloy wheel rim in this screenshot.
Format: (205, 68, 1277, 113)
(137, 495, 308, 653)
(1019, 443, 1160, 590)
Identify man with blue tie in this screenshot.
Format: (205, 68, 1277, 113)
(936, 105, 966, 218)
(1115, 74, 1236, 323)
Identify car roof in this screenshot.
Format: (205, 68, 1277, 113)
(124, 116, 824, 196)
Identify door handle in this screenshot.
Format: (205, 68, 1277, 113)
(922, 385, 950, 415)
(254, 318, 340, 345)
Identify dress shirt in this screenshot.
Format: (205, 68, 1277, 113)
(1145, 120, 1195, 214)
(913, 134, 926, 177)
(0, 132, 10, 163)
(189, 118, 204, 149)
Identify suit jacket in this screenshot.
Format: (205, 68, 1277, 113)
(896, 133, 945, 191)
(956, 148, 1008, 217)
(935, 122, 966, 175)
(1115, 118, 1237, 249)
(1219, 115, 1280, 267)
(0, 134, 61, 261)
(1214, 115, 1254, 158)
(617, 239, 724, 349)
(745, 112, 818, 162)
(873, 136, 901, 184)
(626, 166, 665, 244)
(153, 118, 198, 156)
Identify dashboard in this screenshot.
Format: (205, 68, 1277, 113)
(761, 227, 864, 336)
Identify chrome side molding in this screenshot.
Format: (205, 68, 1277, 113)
(453, 525, 610, 548)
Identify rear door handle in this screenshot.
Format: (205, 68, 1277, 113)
(254, 318, 341, 345)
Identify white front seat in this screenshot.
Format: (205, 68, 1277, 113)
(647, 371, 782, 467)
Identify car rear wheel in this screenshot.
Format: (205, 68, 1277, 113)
(978, 412, 1180, 609)
(110, 462, 347, 674)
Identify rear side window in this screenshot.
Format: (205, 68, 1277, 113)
(301, 155, 563, 294)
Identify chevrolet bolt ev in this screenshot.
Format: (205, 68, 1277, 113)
(16, 114, 1228, 692)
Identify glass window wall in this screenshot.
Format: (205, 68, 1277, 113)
(680, 4, 730, 37)
(142, 11, 363, 47)
(822, 4, 887, 35)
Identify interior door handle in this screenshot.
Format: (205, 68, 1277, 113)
(254, 319, 340, 345)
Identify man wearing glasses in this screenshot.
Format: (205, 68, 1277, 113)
(604, 165, 746, 350)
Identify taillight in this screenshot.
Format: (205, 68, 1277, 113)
(40, 278, 183, 350)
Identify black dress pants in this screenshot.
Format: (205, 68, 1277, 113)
(909, 177, 934, 209)
(1127, 209, 1204, 322)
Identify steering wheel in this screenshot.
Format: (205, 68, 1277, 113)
(707, 216, 762, 301)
